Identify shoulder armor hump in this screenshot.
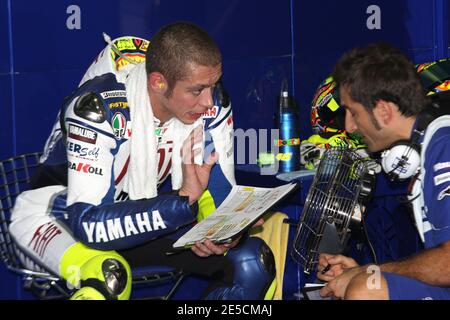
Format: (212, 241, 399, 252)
(74, 92, 106, 123)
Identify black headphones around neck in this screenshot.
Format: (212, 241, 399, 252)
(381, 90, 450, 181)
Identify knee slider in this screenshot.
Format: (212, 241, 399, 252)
(227, 237, 276, 299)
(79, 255, 131, 300)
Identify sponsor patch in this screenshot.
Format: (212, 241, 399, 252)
(108, 101, 129, 109)
(100, 90, 127, 99)
(27, 222, 62, 258)
(112, 112, 127, 140)
(434, 172, 450, 186)
(67, 141, 100, 160)
(438, 185, 450, 200)
(433, 162, 450, 172)
(68, 161, 104, 176)
(82, 210, 167, 243)
(202, 106, 219, 118)
(68, 124, 97, 144)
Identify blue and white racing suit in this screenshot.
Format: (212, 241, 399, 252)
(9, 36, 274, 300)
(384, 115, 450, 300)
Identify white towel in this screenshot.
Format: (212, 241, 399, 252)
(123, 62, 203, 200)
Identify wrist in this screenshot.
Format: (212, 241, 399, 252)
(172, 189, 198, 216)
(178, 188, 198, 205)
(177, 188, 190, 199)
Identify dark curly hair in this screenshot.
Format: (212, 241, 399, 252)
(333, 43, 428, 117)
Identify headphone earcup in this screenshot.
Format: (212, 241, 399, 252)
(381, 140, 421, 181)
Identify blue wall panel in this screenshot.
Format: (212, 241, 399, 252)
(14, 70, 83, 155)
(292, 0, 423, 139)
(1, 0, 449, 300)
(224, 56, 292, 131)
(9, 0, 293, 156)
(10, 0, 291, 72)
(404, 0, 435, 63)
(0, 1, 13, 160)
(11, 0, 120, 73)
(0, 75, 13, 161)
(0, 0, 9, 74)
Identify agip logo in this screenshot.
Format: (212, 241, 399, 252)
(112, 112, 126, 140)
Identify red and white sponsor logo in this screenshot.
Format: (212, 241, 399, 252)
(202, 106, 219, 119)
(68, 124, 97, 144)
(27, 222, 62, 258)
(68, 161, 104, 176)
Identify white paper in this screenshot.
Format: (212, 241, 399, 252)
(172, 183, 297, 248)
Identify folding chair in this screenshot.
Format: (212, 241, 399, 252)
(0, 152, 186, 300)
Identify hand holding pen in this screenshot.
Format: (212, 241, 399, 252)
(317, 253, 359, 282)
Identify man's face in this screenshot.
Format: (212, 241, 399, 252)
(341, 86, 390, 152)
(162, 63, 222, 124)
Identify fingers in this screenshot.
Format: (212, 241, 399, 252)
(318, 252, 337, 262)
(318, 254, 358, 271)
(199, 151, 218, 173)
(205, 151, 219, 166)
(192, 148, 202, 158)
(191, 239, 227, 257)
(327, 255, 359, 268)
(317, 267, 339, 282)
(190, 125, 203, 148)
(317, 254, 346, 281)
(181, 125, 204, 164)
(320, 282, 336, 298)
(224, 237, 241, 250)
(318, 253, 333, 272)
(252, 218, 264, 228)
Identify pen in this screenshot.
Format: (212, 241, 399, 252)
(321, 264, 331, 274)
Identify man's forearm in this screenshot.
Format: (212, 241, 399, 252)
(378, 241, 450, 286)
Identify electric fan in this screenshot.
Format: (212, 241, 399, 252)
(291, 147, 376, 274)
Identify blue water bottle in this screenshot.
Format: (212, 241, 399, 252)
(277, 80, 301, 173)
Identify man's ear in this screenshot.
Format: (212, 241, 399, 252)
(148, 72, 167, 93)
(373, 100, 397, 126)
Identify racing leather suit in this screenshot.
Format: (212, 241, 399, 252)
(9, 36, 274, 300)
